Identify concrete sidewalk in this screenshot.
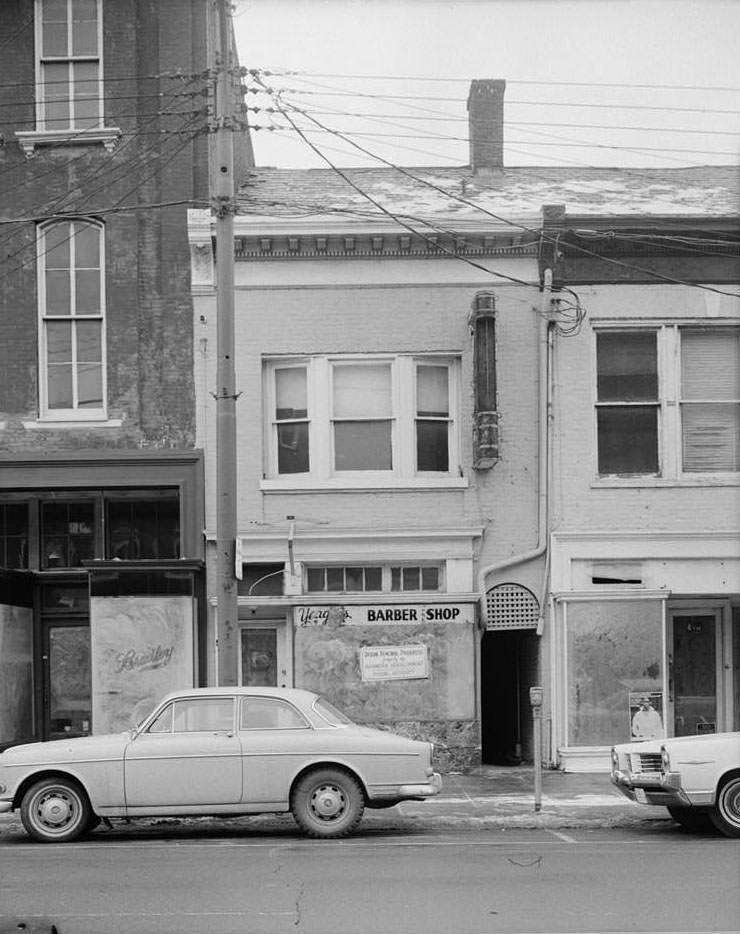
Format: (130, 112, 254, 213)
(0, 766, 674, 839)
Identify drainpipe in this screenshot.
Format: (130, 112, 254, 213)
(477, 269, 553, 623)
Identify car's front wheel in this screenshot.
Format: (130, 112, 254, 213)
(20, 778, 91, 843)
(709, 773, 740, 838)
(290, 768, 364, 838)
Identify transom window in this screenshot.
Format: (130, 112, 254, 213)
(265, 355, 460, 485)
(306, 565, 442, 593)
(37, 0, 102, 131)
(38, 220, 106, 419)
(595, 326, 740, 478)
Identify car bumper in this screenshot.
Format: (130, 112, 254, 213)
(611, 769, 690, 807)
(0, 800, 13, 814)
(398, 772, 443, 798)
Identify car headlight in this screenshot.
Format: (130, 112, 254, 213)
(661, 745, 671, 772)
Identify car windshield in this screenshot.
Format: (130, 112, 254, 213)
(313, 696, 353, 727)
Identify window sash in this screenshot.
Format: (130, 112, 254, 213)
(37, 0, 102, 131)
(38, 220, 106, 417)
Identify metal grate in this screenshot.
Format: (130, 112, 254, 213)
(485, 583, 540, 630)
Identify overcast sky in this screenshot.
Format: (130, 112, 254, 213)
(232, 0, 740, 170)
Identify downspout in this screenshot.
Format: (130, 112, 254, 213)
(477, 269, 553, 624)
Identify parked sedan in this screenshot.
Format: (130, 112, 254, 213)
(611, 730, 740, 837)
(0, 687, 442, 843)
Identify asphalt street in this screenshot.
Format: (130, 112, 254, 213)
(1, 828, 738, 934)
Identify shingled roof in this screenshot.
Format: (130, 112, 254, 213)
(237, 165, 740, 223)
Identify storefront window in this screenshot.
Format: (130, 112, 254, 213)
(566, 599, 663, 746)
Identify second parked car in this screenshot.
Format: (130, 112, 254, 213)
(611, 730, 740, 837)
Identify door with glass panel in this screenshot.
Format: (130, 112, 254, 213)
(239, 623, 289, 688)
(669, 610, 722, 737)
(43, 620, 92, 741)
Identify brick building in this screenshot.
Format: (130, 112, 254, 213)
(190, 80, 739, 770)
(0, 0, 252, 747)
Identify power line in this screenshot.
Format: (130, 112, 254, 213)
(255, 90, 740, 299)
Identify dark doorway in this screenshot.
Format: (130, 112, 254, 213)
(481, 630, 539, 764)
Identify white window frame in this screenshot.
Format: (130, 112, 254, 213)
(37, 218, 108, 422)
(593, 323, 740, 485)
(16, 0, 120, 154)
(263, 354, 465, 490)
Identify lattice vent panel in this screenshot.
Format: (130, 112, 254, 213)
(485, 583, 539, 630)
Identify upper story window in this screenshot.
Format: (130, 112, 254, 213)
(37, 219, 106, 420)
(38, 0, 102, 131)
(264, 355, 461, 487)
(595, 326, 739, 479)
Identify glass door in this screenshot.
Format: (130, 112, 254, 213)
(44, 621, 91, 740)
(239, 622, 289, 687)
(669, 610, 720, 737)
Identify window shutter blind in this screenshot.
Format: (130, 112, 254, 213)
(681, 329, 740, 471)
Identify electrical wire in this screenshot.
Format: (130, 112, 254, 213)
(253, 88, 740, 299)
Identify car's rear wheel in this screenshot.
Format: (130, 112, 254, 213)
(709, 774, 740, 838)
(666, 805, 713, 832)
(20, 778, 91, 843)
(290, 768, 364, 838)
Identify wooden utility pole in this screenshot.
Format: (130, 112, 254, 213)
(214, 0, 238, 685)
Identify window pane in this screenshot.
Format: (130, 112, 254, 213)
(334, 421, 392, 470)
(597, 407, 658, 474)
(597, 332, 657, 401)
(72, 0, 98, 55)
(77, 363, 103, 408)
(47, 321, 72, 363)
(45, 271, 71, 316)
(326, 567, 343, 591)
(74, 223, 100, 268)
(75, 270, 100, 314)
(45, 224, 70, 268)
(277, 423, 309, 474)
(391, 567, 401, 591)
(682, 329, 740, 400)
(275, 367, 307, 419)
(42, 0, 68, 56)
(417, 420, 449, 471)
(403, 567, 420, 591)
(417, 365, 449, 416)
(173, 698, 233, 732)
(345, 567, 364, 591)
(421, 567, 440, 590)
(333, 364, 391, 417)
(682, 403, 740, 472)
(76, 321, 101, 361)
(72, 61, 99, 127)
(0, 504, 29, 570)
(48, 365, 74, 409)
(42, 62, 70, 128)
(364, 567, 382, 590)
(306, 567, 325, 591)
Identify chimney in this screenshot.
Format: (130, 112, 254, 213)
(467, 79, 505, 173)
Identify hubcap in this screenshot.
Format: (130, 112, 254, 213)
(38, 792, 74, 827)
(722, 782, 740, 825)
(310, 784, 345, 820)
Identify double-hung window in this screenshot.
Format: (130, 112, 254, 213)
(38, 219, 106, 419)
(265, 355, 461, 486)
(38, 0, 102, 131)
(595, 326, 739, 479)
